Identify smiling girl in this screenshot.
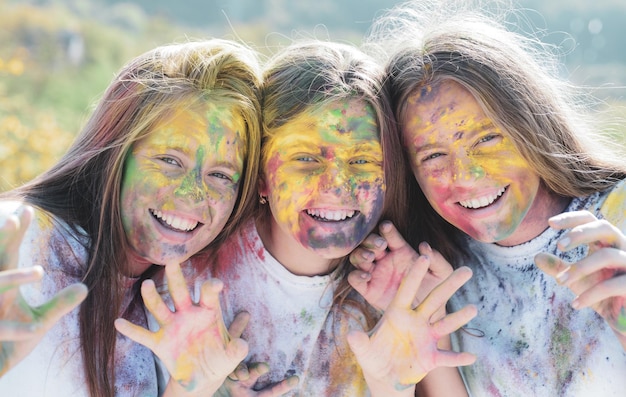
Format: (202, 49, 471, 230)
(0, 39, 262, 396)
(353, 1, 626, 395)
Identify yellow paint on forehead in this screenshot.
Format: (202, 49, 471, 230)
(265, 100, 380, 157)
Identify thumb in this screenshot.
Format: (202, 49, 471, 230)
(346, 330, 370, 360)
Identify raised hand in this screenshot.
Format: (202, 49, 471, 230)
(114, 262, 248, 396)
(0, 203, 87, 377)
(349, 221, 455, 313)
(346, 258, 477, 397)
(535, 210, 626, 335)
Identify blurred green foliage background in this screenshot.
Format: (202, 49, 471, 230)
(1, 0, 625, 191)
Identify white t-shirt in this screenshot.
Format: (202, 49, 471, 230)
(0, 206, 158, 397)
(449, 180, 626, 396)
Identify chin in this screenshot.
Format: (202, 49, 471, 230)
(311, 245, 354, 261)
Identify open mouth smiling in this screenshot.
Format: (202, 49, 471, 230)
(150, 209, 202, 232)
(305, 208, 359, 222)
(458, 186, 507, 209)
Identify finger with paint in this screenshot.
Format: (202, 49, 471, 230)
(535, 210, 626, 334)
(349, 220, 456, 313)
(0, 203, 87, 377)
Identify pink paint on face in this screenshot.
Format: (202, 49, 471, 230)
(402, 80, 548, 246)
(261, 99, 385, 266)
(120, 100, 245, 271)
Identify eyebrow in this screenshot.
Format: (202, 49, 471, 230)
(413, 120, 497, 153)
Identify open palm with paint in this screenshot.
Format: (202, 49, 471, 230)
(0, 203, 87, 378)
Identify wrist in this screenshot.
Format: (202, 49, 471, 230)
(365, 374, 420, 397)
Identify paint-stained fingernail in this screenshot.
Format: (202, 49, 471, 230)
(558, 237, 571, 250)
(287, 375, 300, 387)
(362, 251, 374, 261)
(359, 272, 371, 280)
(374, 238, 385, 248)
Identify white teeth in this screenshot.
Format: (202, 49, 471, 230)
(459, 187, 506, 209)
(151, 209, 198, 232)
(306, 209, 356, 221)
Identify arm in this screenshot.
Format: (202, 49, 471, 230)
(535, 210, 626, 350)
(346, 257, 477, 397)
(0, 203, 87, 377)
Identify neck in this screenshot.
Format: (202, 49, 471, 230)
(124, 251, 154, 278)
(255, 216, 335, 277)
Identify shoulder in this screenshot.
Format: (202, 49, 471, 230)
(16, 204, 88, 283)
(597, 179, 626, 232)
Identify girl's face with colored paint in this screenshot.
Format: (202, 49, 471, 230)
(120, 100, 245, 269)
(402, 80, 545, 246)
(260, 99, 385, 260)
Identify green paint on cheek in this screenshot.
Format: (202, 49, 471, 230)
(470, 165, 485, 179)
(122, 154, 140, 185)
(232, 172, 241, 183)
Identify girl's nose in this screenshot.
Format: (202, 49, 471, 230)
(452, 153, 485, 185)
(174, 170, 211, 203)
(319, 164, 349, 196)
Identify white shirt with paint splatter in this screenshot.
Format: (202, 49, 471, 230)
(449, 179, 626, 396)
(153, 219, 373, 396)
(0, 206, 158, 396)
